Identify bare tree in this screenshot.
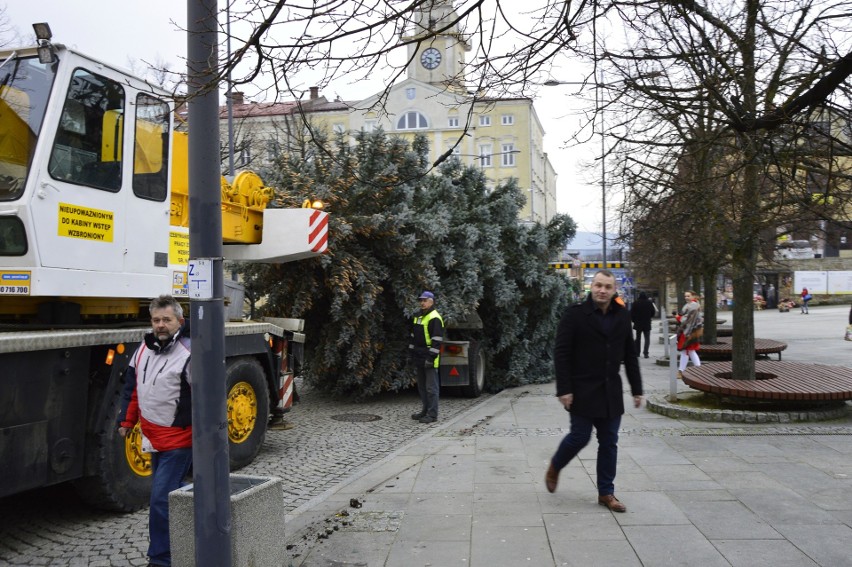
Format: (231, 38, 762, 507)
(592, 0, 852, 379)
(168, 0, 852, 381)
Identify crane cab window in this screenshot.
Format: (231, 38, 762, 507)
(48, 68, 125, 192)
(133, 94, 170, 201)
(0, 55, 55, 201)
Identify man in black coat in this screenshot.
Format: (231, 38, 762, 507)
(630, 292, 656, 358)
(545, 270, 644, 513)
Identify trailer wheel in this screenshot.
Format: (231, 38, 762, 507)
(72, 390, 152, 512)
(462, 341, 486, 398)
(226, 357, 269, 470)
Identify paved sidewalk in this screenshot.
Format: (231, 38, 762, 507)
(283, 306, 852, 567)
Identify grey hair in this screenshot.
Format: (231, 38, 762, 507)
(149, 295, 183, 319)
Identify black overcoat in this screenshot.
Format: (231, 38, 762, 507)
(554, 295, 643, 418)
(630, 298, 656, 332)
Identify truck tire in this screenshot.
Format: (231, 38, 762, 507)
(72, 390, 152, 512)
(226, 357, 270, 470)
(462, 341, 486, 398)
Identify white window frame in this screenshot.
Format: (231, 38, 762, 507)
(479, 115, 491, 127)
(501, 143, 516, 166)
(363, 119, 379, 132)
(239, 145, 252, 167)
(448, 116, 459, 128)
(479, 144, 492, 167)
(396, 111, 429, 130)
(332, 123, 346, 134)
(501, 114, 514, 125)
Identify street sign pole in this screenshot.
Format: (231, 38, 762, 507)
(186, 0, 232, 565)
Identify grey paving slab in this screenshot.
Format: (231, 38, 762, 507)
(542, 510, 627, 540)
(712, 539, 819, 567)
(472, 492, 544, 527)
(469, 525, 554, 567)
(610, 491, 691, 525)
(678, 499, 783, 539)
(774, 523, 852, 567)
(732, 487, 842, 525)
(623, 525, 731, 567)
(395, 513, 472, 541)
(473, 459, 532, 485)
(386, 539, 470, 567)
(407, 492, 474, 515)
(295, 531, 397, 567)
(550, 539, 642, 567)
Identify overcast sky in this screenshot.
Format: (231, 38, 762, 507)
(5, 1, 607, 237)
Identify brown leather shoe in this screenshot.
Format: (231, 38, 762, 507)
(598, 494, 627, 512)
(677, 371, 684, 380)
(545, 464, 559, 493)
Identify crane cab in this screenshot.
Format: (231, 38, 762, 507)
(0, 43, 328, 321)
(0, 44, 176, 316)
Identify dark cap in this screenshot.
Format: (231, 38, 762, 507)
(418, 291, 435, 300)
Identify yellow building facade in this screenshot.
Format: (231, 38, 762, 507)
(220, 0, 557, 223)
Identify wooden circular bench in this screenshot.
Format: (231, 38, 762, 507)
(683, 361, 852, 401)
(699, 337, 787, 360)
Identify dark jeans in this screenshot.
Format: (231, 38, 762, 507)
(415, 361, 440, 418)
(634, 328, 650, 356)
(551, 413, 621, 496)
(148, 447, 193, 567)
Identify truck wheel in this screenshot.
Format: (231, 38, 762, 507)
(226, 357, 269, 470)
(462, 341, 486, 398)
(72, 391, 152, 512)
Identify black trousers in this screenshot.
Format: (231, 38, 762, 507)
(634, 329, 650, 356)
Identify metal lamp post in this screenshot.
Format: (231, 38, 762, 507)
(544, 74, 607, 262)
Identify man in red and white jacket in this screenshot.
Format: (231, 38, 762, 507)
(118, 295, 191, 567)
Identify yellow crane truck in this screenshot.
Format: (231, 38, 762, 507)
(0, 39, 328, 511)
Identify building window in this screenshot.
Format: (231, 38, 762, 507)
(406, 87, 416, 100)
(333, 123, 345, 134)
(501, 114, 514, 125)
(479, 144, 492, 167)
(267, 139, 281, 161)
(448, 116, 459, 128)
(501, 144, 516, 166)
(396, 111, 428, 130)
(479, 115, 491, 127)
(363, 120, 379, 132)
(239, 144, 252, 167)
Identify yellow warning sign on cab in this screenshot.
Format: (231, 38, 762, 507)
(57, 203, 114, 242)
(169, 230, 190, 265)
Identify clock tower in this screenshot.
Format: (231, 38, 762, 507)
(402, 0, 470, 92)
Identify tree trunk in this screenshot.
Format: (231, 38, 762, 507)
(731, 153, 760, 380)
(702, 272, 717, 345)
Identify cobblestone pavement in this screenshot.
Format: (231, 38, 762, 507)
(0, 384, 491, 566)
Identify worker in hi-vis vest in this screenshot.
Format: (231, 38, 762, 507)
(409, 291, 444, 423)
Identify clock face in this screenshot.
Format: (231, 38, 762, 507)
(420, 47, 442, 70)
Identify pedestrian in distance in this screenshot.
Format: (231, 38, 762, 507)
(766, 284, 777, 310)
(801, 287, 812, 314)
(630, 292, 656, 359)
(545, 270, 644, 513)
(409, 291, 444, 424)
(676, 290, 703, 379)
(117, 295, 192, 567)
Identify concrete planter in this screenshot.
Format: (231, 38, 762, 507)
(169, 474, 284, 567)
